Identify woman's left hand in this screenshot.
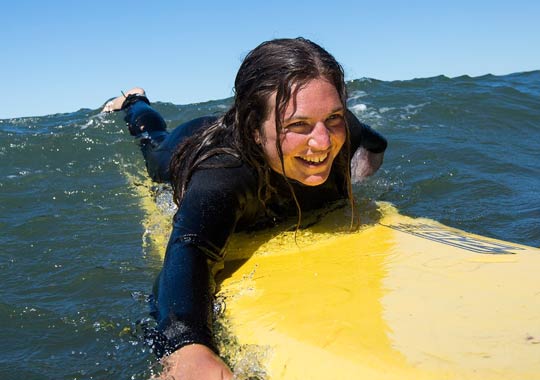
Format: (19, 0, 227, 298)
(350, 147, 385, 183)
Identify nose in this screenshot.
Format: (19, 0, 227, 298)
(308, 121, 331, 150)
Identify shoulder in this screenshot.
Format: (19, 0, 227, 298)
(173, 155, 261, 256)
(187, 154, 259, 203)
(346, 109, 387, 154)
(346, 109, 365, 151)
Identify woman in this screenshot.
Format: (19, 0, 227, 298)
(103, 38, 387, 379)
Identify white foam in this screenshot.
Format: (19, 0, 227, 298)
(348, 90, 368, 101)
(81, 118, 95, 130)
(350, 103, 367, 113)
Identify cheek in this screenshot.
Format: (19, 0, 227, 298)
(261, 134, 283, 172)
(332, 127, 347, 151)
(280, 134, 308, 158)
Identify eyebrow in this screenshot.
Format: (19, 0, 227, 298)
(283, 106, 345, 123)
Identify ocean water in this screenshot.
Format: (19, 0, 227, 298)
(1, 71, 539, 379)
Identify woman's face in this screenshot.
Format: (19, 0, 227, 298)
(258, 77, 346, 186)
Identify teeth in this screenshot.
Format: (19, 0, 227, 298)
(299, 153, 328, 163)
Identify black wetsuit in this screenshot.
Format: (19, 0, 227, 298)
(123, 98, 387, 357)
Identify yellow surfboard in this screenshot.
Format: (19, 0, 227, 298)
(127, 172, 540, 380)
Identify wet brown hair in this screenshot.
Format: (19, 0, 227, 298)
(169, 37, 355, 227)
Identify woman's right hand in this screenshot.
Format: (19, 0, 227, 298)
(152, 344, 233, 380)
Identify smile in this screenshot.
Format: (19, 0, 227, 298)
(296, 152, 329, 165)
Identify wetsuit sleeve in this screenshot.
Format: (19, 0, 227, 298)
(151, 159, 258, 358)
(121, 99, 171, 182)
(346, 109, 387, 154)
(122, 98, 219, 183)
(123, 96, 168, 138)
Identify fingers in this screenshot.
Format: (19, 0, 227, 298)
(101, 87, 146, 113)
(101, 100, 116, 113)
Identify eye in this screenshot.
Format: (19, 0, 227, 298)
(284, 121, 311, 134)
(325, 113, 345, 128)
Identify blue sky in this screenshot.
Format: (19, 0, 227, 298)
(1, 0, 539, 118)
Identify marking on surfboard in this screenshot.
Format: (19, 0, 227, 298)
(381, 223, 525, 254)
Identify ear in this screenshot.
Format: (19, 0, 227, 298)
(253, 130, 261, 144)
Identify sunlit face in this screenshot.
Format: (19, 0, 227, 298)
(257, 78, 347, 186)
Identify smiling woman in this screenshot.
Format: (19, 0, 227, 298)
(101, 37, 387, 379)
(258, 78, 347, 186)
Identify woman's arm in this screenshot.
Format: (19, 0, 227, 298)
(153, 242, 232, 380)
(104, 90, 247, 377)
(151, 158, 258, 378)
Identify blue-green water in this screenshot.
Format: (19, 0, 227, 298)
(1, 71, 539, 379)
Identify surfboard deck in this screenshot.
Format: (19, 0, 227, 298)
(127, 173, 540, 380)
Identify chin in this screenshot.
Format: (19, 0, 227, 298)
(297, 173, 330, 186)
